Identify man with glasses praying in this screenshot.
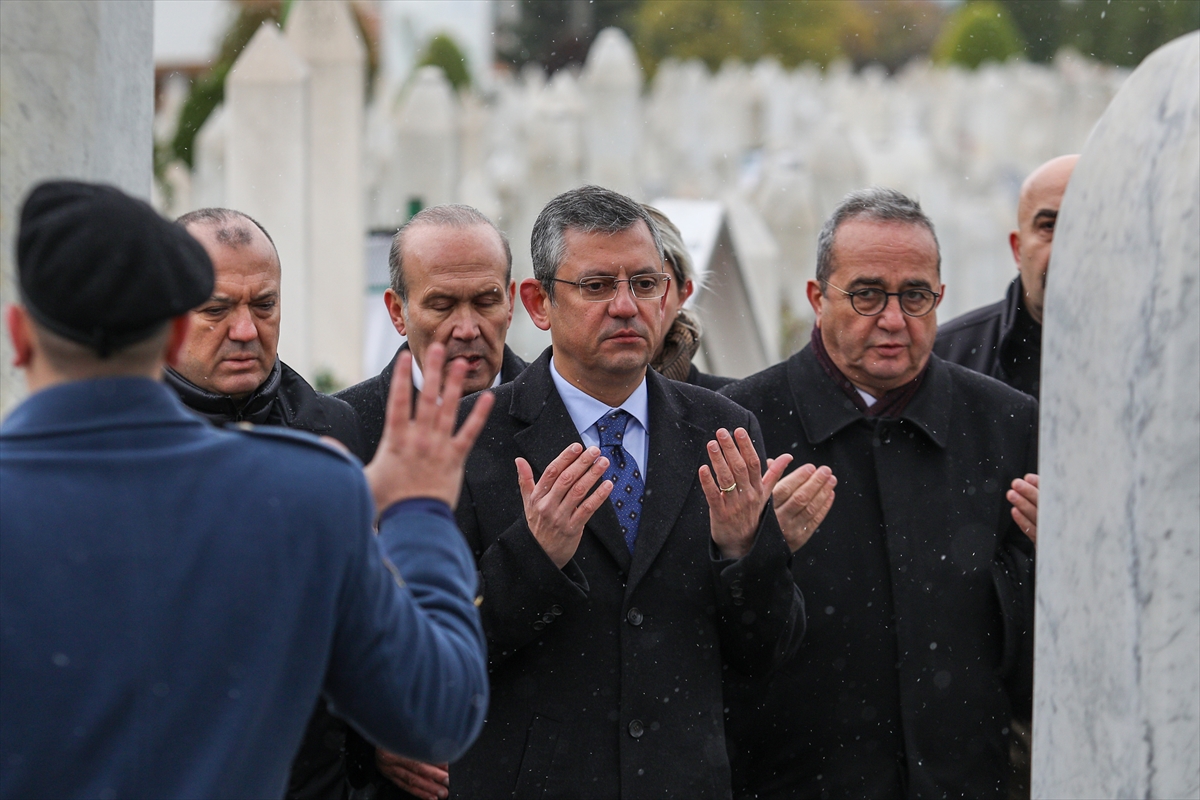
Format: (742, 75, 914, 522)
(720, 187, 1040, 800)
(445, 185, 805, 799)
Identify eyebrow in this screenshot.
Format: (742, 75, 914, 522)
(1032, 209, 1058, 225)
(207, 290, 279, 304)
(845, 276, 934, 290)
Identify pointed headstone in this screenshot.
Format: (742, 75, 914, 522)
(226, 22, 312, 378)
(287, 0, 366, 388)
(1033, 32, 1199, 800)
(581, 28, 643, 197)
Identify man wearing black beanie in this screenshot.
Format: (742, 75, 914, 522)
(0, 181, 493, 799)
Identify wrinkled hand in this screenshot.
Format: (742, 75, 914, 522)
(517, 443, 613, 569)
(376, 748, 449, 800)
(770, 462, 836, 552)
(699, 428, 792, 560)
(1008, 473, 1039, 545)
(364, 343, 494, 512)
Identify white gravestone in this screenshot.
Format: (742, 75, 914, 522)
(226, 23, 312, 379)
(581, 28, 642, 199)
(1033, 32, 1199, 800)
(0, 0, 153, 418)
(287, 0, 367, 388)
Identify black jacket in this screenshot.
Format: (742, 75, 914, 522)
(165, 359, 367, 800)
(685, 362, 736, 391)
(336, 342, 528, 462)
(449, 349, 805, 799)
(720, 348, 1037, 800)
(934, 277, 1042, 399)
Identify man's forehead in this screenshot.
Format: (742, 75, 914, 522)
(561, 222, 659, 271)
(405, 223, 506, 269)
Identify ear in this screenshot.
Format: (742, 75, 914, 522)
(935, 283, 946, 310)
(806, 280, 825, 327)
(505, 280, 517, 326)
(519, 278, 552, 331)
(7, 305, 34, 368)
(164, 315, 192, 368)
(1009, 231, 1021, 268)
(681, 279, 695, 304)
(384, 288, 408, 337)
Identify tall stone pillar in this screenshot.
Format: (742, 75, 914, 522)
(226, 23, 312, 379)
(1032, 32, 1199, 800)
(0, 0, 153, 418)
(287, 0, 366, 389)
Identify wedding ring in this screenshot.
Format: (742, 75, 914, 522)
(719, 482, 737, 494)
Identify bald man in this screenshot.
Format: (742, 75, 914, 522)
(935, 155, 1079, 400)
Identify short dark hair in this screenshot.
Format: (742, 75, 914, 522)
(815, 187, 940, 286)
(176, 207, 277, 254)
(531, 186, 664, 300)
(387, 205, 512, 304)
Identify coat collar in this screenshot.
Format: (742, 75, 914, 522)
(788, 345, 950, 449)
(509, 349, 706, 590)
(1, 377, 202, 439)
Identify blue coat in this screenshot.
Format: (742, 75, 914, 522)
(0, 378, 487, 800)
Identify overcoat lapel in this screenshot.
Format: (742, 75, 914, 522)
(509, 353, 633, 572)
(626, 371, 705, 594)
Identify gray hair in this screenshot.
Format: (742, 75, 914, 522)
(642, 204, 701, 296)
(531, 186, 664, 300)
(176, 207, 276, 252)
(815, 187, 940, 285)
(389, 204, 512, 303)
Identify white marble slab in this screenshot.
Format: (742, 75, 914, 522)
(1033, 31, 1200, 800)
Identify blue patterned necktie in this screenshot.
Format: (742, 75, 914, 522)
(596, 410, 645, 552)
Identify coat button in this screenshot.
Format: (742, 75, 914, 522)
(550, 605, 563, 616)
(628, 719, 644, 738)
(532, 620, 546, 631)
(626, 607, 644, 626)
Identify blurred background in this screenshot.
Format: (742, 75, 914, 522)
(150, 0, 1199, 389)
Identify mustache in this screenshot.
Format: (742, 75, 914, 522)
(443, 344, 492, 362)
(217, 343, 263, 360)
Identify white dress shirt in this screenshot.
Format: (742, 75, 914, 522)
(549, 357, 649, 476)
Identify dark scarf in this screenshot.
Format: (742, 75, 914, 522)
(164, 359, 284, 425)
(810, 325, 926, 419)
(651, 309, 702, 382)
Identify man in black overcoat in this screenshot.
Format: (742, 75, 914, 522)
(721, 187, 1041, 800)
(449, 186, 806, 799)
(337, 205, 526, 464)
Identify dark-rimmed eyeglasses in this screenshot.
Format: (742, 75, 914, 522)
(553, 273, 672, 302)
(826, 283, 940, 317)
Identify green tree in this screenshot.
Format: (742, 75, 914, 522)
(932, 1, 1026, 69)
(495, 0, 641, 74)
(416, 34, 471, 92)
(1000, 0, 1200, 67)
(632, 0, 865, 75)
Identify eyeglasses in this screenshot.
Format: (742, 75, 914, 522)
(553, 273, 672, 302)
(826, 283, 940, 317)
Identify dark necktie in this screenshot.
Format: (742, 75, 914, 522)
(596, 410, 645, 552)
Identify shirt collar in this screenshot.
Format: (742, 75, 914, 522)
(549, 356, 649, 435)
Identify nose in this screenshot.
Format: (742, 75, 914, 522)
(607, 279, 639, 319)
(448, 305, 481, 340)
(876, 296, 906, 331)
(227, 306, 259, 342)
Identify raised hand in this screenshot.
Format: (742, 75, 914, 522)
(770, 462, 836, 552)
(363, 343, 495, 512)
(517, 443, 613, 569)
(699, 427, 792, 560)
